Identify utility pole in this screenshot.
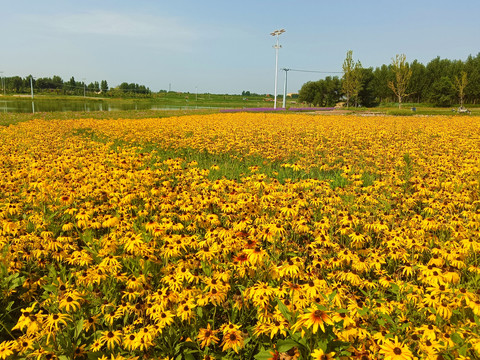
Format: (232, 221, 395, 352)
(270, 29, 285, 109)
(282, 68, 290, 108)
(0, 71, 4, 96)
(30, 76, 34, 99)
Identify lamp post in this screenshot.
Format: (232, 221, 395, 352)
(0, 71, 4, 96)
(270, 29, 285, 109)
(30, 76, 34, 99)
(282, 68, 290, 109)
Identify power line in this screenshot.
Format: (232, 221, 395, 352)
(286, 68, 342, 74)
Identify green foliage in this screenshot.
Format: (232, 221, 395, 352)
(429, 77, 456, 107)
(342, 50, 363, 107)
(298, 77, 342, 107)
(299, 52, 480, 108)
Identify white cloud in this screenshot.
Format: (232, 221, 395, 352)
(24, 10, 198, 51)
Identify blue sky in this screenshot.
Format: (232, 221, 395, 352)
(1, 0, 479, 94)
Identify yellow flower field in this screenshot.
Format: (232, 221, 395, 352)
(1, 113, 480, 360)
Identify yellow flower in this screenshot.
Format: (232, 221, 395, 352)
(221, 329, 244, 353)
(0, 341, 15, 360)
(379, 336, 413, 360)
(291, 307, 333, 334)
(197, 324, 219, 348)
(99, 330, 122, 350)
(311, 348, 335, 360)
(43, 312, 71, 331)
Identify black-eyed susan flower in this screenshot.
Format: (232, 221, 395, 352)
(99, 330, 122, 350)
(197, 324, 219, 349)
(311, 348, 335, 360)
(379, 336, 413, 360)
(291, 307, 333, 334)
(221, 329, 244, 353)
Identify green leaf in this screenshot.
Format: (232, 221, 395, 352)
(276, 339, 299, 353)
(328, 340, 351, 352)
(75, 318, 84, 339)
(10, 275, 25, 290)
(43, 284, 57, 293)
(291, 332, 308, 347)
(390, 283, 400, 293)
(458, 344, 467, 357)
(357, 307, 368, 316)
(380, 312, 394, 324)
(328, 290, 337, 301)
(6, 301, 14, 312)
(474, 314, 480, 326)
(254, 349, 275, 360)
(277, 298, 291, 322)
(316, 338, 328, 352)
(184, 354, 195, 360)
(450, 332, 463, 345)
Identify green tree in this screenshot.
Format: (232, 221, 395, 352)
(407, 60, 427, 103)
(429, 77, 455, 106)
(342, 50, 362, 107)
(388, 54, 412, 108)
(101, 80, 109, 92)
(372, 64, 393, 104)
(357, 67, 378, 107)
(52, 75, 63, 89)
(299, 77, 341, 107)
(11, 76, 23, 93)
(464, 54, 480, 104)
(454, 71, 468, 107)
(298, 81, 318, 105)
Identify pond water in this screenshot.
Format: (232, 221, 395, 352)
(0, 99, 220, 113)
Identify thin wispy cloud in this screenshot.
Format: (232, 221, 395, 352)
(23, 10, 198, 52)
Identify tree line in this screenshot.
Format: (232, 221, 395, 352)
(0, 75, 151, 96)
(298, 52, 480, 108)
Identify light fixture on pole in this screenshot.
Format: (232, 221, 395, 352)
(270, 29, 285, 109)
(282, 68, 290, 109)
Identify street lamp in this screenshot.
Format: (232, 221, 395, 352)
(30, 76, 34, 99)
(270, 29, 285, 109)
(282, 68, 290, 109)
(0, 71, 4, 96)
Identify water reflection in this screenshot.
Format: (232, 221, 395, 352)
(0, 99, 221, 113)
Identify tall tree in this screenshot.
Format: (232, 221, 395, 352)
(388, 54, 412, 108)
(100, 80, 109, 92)
(352, 61, 363, 107)
(342, 50, 355, 107)
(407, 60, 427, 103)
(342, 50, 363, 107)
(454, 71, 468, 107)
(357, 67, 377, 107)
(372, 65, 393, 103)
